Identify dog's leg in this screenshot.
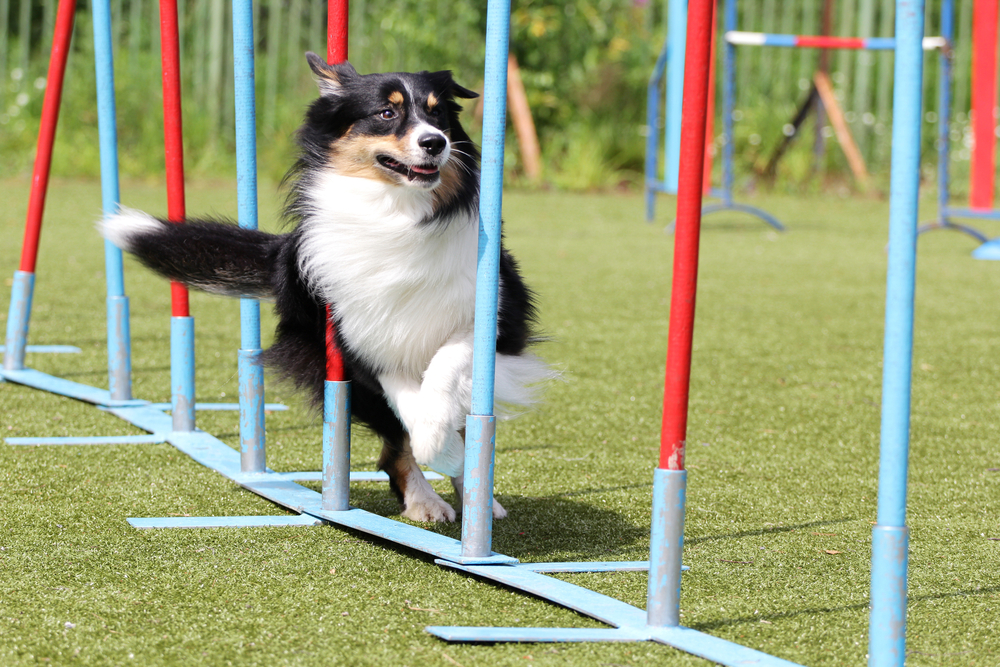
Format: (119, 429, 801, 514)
(450, 469, 508, 520)
(379, 332, 473, 478)
(378, 434, 456, 523)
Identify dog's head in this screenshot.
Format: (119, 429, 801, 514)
(302, 53, 478, 191)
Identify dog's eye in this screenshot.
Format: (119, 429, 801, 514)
(379, 109, 397, 120)
(428, 106, 441, 117)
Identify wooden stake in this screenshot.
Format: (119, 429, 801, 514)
(505, 54, 542, 181)
(814, 70, 869, 184)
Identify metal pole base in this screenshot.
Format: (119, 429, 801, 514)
(461, 414, 497, 559)
(171, 316, 195, 432)
(646, 468, 687, 627)
(107, 294, 132, 401)
(322, 380, 351, 511)
(4, 271, 35, 371)
(238, 348, 266, 473)
(868, 525, 908, 667)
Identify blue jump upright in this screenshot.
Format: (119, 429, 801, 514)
(868, 2, 924, 664)
(93, 0, 133, 401)
(232, 0, 267, 474)
(645, 0, 785, 231)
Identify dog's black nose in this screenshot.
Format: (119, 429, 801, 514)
(418, 133, 447, 156)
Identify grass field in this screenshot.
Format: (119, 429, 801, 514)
(1, 178, 998, 666)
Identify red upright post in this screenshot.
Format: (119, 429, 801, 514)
(19, 0, 77, 275)
(320, 0, 351, 512)
(970, 0, 999, 210)
(159, 0, 190, 318)
(328, 0, 349, 65)
(659, 0, 716, 472)
(324, 0, 349, 383)
(160, 0, 196, 432)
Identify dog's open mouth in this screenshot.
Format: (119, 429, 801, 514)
(377, 155, 440, 183)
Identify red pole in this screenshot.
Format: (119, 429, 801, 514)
(328, 0, 349, 65)
(659, 0, 715, 471)
(19, 0, 76, 274)
(324, 0, 349, 382)
(970, 0, 999, 209)
(159, 0, 190, 317)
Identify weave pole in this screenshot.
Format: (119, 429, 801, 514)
(647, 0, 714, 628)
(970, 0, 999, 210)
(159, 0, 195, 432)
(868, 1, 924, 665)
(321, 0, 352, 512)
(93, 0, 133, 401)
(3, 0, 76, 372)
(233, 0, 266, 472)
(460, 0, 513, 559)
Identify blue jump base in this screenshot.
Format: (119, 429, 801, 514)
(1, 364, 800, 665)
(971, 237, 1000, 260)
(0, 345, 80, 354)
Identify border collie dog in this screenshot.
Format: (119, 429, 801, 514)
(101, 54, 552, 522)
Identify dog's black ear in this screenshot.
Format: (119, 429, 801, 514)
(428, 70, 479, 100)
(449, 81, 478, 99)
(306, 52, 357, 96)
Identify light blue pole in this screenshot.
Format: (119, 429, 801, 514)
(233, 0, 265, 472)
(322, 381, 351, 511)
(171, 316, 196, 431)
(3, 272, 34, 371)
(461, 0, 511, 559)
(869, 2, 924, 665)
(646, 468, 686, 626)
(92, 0, 132, 401)
(664, 0, 687, 193)
(721, 0, 736, 207)
(936, 0, 953, 222)
(645, 43, 670, 221)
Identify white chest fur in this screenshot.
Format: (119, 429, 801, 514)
(297, 172, 479, 378)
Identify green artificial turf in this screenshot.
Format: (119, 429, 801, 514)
(1, 179, 998, 666)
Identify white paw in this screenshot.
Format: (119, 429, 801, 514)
(409, 423, 464, 478)
(401, 493, 456, 523)
(492, 498, 508, 520)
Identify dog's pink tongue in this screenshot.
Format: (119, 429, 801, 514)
(410, 165, 439, 175)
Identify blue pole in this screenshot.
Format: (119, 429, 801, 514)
(936, 0, 953, 223)
(869, 2, 924, 665)
(92, 0, 132, 401)
(3, 272, 33, 371)
(646, 468, 686, 626)
(233, 0, 266, 472)
(170, 316, 196, 431)
(664, 0, 687, 193)
(322, 380, 352, 511)
(721, 0, 736, 207)
(645, 43, 670, 221)
(461, 0, 511, 559)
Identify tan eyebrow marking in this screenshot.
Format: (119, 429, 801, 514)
(427, 93, 439, 109)
(388, 91, 404, 105)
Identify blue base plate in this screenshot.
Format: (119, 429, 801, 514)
(972, 238, 1000, 261)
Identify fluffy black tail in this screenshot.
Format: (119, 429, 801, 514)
(99, 208, 282, 298)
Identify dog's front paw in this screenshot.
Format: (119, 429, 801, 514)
(492, 498, 508, 520)
(409, 422, 464, 478)
(402, 493, 456, 523)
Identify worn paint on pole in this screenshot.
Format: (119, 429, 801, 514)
(233, 0, 266, 472)
(460, 0, 511, 558)
(322, 381, 351, 511)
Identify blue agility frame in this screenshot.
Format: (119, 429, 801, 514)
(2, 1, 924, 664)
(645, 0, 785, 231)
